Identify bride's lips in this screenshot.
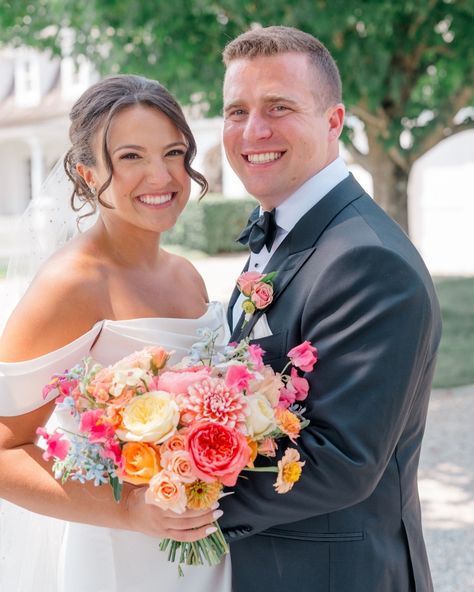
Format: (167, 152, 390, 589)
(135, 192, 176, 208)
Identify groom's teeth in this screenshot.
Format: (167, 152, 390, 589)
(247, 152, 282, 164)
(138, 194, 173, 205)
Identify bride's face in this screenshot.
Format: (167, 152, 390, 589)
(89, 103, 191, 234)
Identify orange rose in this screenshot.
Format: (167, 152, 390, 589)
(120, 442, 161, 485)
(246, 437, 258, 467)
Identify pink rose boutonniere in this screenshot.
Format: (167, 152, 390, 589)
(236, 270, 277, 326)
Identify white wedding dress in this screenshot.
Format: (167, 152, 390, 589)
(0, 303, 232, 592)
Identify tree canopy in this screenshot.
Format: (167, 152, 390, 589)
(1, 0, 473, 229)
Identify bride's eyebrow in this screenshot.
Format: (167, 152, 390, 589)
(112, 144, 144, 154)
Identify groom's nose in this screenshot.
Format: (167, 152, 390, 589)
(242, 111, 273, 142)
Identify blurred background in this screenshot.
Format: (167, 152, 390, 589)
(0, 1, 473, 589)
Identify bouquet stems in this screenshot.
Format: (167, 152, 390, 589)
(159, 521, 228, 575)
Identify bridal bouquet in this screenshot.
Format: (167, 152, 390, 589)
(38, 331, 317, 572)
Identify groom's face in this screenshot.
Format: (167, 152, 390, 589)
(223, 52, 343, 209)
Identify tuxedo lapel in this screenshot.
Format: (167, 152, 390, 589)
(232, 174, 366, 341)
(227, 256, 250, 334)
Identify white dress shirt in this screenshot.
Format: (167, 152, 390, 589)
(232, 157, 350, 329)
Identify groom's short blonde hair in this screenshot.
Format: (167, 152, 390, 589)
(223, 25, 342, 110)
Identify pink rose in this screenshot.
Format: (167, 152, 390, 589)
(155, 369, 211, 396)
(225, 364, 255, 391)
(288, 341, 318, 372)
(237, 271, 265, 297)
(251, 282, 273, 309)
(186, 422, 250, 486)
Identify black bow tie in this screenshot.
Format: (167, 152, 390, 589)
(237, 208, 277, 254)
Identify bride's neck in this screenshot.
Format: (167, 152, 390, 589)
(89, 218, 162, 270)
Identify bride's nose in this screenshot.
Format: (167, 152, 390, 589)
(146, 158, 173, 186)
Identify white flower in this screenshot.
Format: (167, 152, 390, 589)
(110, 366, 148, 398)
(245, 394, 277, 440)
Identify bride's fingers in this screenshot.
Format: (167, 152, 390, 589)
(164, 523, 219, 543)
(162, 508, 223, 532)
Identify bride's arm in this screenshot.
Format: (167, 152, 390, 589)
(0, 267, 218, 541)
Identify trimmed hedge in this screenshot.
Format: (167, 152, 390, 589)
(162, 194, 257, 254)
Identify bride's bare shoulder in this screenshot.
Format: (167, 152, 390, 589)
(0, 238, 109, 361)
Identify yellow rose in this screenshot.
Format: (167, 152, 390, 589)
(245, 394, 276, 440)
(116, 391, 180, 443)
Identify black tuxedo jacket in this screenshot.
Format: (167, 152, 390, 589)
(220, 174, 441, 592)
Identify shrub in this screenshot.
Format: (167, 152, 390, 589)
(162, 194, 257, 255)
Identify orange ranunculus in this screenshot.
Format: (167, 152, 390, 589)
(120, 441, 161, 485)
(246, 437, 258, 467)
(275, 408, 301, 442)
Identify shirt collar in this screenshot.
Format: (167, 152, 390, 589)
(270, 157, 350, 233)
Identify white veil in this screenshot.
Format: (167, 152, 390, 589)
(0, 157, 95, 332)
(0, 156, 95, 592)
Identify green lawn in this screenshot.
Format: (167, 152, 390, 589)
(433, 277, 474, 389)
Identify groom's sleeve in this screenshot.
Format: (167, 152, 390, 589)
(219, 244, 440, 540)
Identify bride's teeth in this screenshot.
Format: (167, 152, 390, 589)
(247, 152, 282, 164)
(138, 194, 173, 205)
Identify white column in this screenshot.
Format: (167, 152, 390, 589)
(27, 136, 45, 199)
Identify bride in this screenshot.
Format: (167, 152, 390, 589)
(0, 75, 231, 591)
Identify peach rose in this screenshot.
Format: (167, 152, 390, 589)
(249, 367, 284, 408)
(145, 470, 187, 514)
(159, 431, 187, 455)
(160, 450, 195, 483)
(120, 442, 161, 485)
(251, 282, 273, 309)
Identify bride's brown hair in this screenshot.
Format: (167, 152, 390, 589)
(64, 75, 208, 220)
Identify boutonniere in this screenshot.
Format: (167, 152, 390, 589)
(236, 270, 277, 326)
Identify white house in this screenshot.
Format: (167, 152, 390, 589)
(0, 46, 473, 275)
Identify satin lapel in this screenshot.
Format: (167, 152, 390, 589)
(238, 174, 365, 341)
(227, 256, 250, 333)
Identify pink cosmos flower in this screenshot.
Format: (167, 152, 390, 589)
(179, 378, 248, 429)
(237, 271, 265, 297)
(251, 282, 273, 309)
(248, 344, 265, 371)
(289, 368, 310, 401)
(225, 364, 255, 391)
(79, 409, 115, 443)
(36, 427, 70, 461)
(288, 341, 318, 372)
(278, 386, 296, 409)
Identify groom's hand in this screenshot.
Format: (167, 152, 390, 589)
(124, 485, 222, 541)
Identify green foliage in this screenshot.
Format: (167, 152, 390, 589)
(161, 194, 256, 255)
(433, 277, 474, 389)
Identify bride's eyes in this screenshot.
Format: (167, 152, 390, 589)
(119, 152, 141, 160)
(166, 148, 186, 157)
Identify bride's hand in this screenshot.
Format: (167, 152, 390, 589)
(124, 485, 222, 542)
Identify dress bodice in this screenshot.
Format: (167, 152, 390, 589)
(0, 302, 229, 416)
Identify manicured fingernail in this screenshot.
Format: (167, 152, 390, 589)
(206, 526, 217, 535)
(211, 502, 220, 510)
(213, 509, 224, 520)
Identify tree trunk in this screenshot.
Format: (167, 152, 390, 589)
(370, 159, 410, 234)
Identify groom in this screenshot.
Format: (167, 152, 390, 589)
(218, 26, 441, 592)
